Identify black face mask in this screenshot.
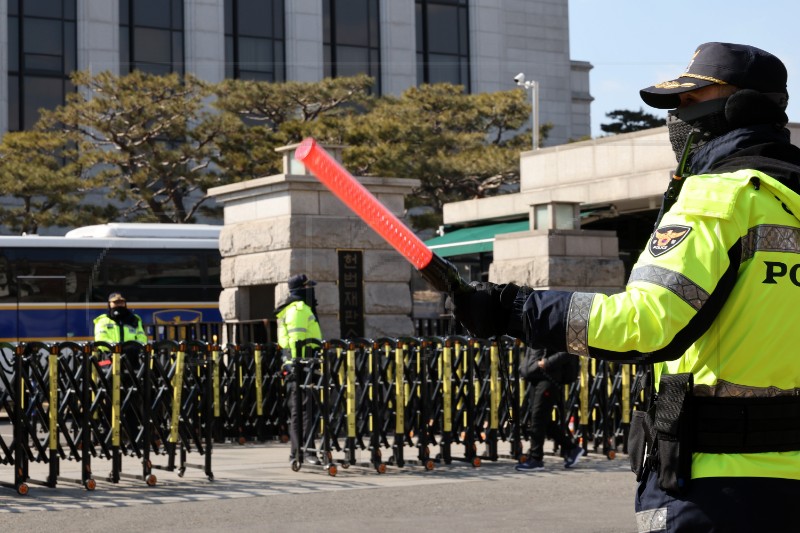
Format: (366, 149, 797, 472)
(109, 306, 131, 322)
(666, 97, 731, 162)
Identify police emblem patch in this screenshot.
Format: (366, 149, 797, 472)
(649, 224, 691, 257)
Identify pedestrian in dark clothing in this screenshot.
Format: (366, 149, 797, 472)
(516, 348, 583, 471)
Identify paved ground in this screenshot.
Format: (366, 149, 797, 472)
(0, 437, 638, 532)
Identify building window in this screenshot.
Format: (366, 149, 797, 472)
(120, 0, 184, 75)
(224, 0, 285, 81)
(416, 0, 470, 90)
(323, 0, 381, 93)
(8, 0, 77, 131)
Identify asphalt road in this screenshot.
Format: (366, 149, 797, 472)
(0, 441, 638, 533)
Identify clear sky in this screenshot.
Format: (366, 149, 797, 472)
(568, 0, 799, 137)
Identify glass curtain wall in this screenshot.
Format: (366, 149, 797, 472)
(323, 0, 381, 93)
(120, 0, 184, 75)
(415, 0, 470, 90)
(224, 0, 285, 81)
(8, 0, 77, 131)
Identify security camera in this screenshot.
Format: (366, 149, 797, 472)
(514, 72, 525, 85)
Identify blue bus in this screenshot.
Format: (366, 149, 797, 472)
(0, 223, 222, 342)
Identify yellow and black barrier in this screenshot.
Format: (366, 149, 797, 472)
(0, 336, 649, 490)
(213, 342, 284, 444)
(0, 339, 216, 495)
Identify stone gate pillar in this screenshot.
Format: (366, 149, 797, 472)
(207, 143, 419, 339)
(489, 201, 625, 292)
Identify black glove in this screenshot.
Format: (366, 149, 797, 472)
(451, 281, 522, 339)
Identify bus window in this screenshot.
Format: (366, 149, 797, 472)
(99, 249, 220, 302)
(2, 248, 98, 303)
(0, 258, 10, 301)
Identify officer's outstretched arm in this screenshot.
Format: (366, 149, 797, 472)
(520, 198, 740, 363)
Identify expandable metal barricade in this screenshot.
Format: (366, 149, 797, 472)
(0, 336, 647, 491)
(0, 340, 214, 495)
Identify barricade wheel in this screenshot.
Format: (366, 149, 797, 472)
(518, 454, 528, 464)
(340, 462, 349, 469)
(291, 460, 301, 472)
(85, 478, 97, 491)
(472, 457, 481, 468)
(376, 463, 386, 474)
(146, 475, 157, 486)
(238, 437, 246, 445)
(327, 465, 337, 477)
(280, 434, 289, 443)
(17, 483, 28, 496)
(424, 459, 435, 471)
(607, 450, 616, 460)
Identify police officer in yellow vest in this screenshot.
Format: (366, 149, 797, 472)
(94, 292, 148, 345)
(275, 274, 322, 465)
(93, 292, 148, 371)
(453, 42, 800, 532)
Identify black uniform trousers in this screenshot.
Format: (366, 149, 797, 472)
(285, 380, 315, 459)
(527, 378, 576, 460)
(635, 469, 800, 532)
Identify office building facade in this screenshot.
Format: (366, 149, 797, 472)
(2, 0, 591, 146)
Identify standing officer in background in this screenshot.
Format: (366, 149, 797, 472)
(454, 42, 800, 532)
(94, 292, 148, 373)
(94, 292, 148, 346)
(275, 274, 323, 465)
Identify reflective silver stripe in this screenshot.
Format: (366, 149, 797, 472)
(694, 378, 800, 398)
(566, 292, 594, 357)
(628, 264, 709, 311)
(741, 224, 800, 262)
(636, 507, 667, 532)
(287, 327, 308, 334)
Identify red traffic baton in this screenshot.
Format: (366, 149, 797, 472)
(294, 138, 472, 295)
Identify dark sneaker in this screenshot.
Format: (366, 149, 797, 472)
(515, 458, 545, 472)
(564, 446, 584, 468)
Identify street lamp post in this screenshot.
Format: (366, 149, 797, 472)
(515, 73, 539, 150)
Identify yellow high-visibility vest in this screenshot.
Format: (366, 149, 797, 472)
(93, 313, 148, 344)
(276, 300, 322, 359)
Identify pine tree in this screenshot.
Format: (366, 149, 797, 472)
(0, 130, 113, 234)
(600, 108, 666, 135)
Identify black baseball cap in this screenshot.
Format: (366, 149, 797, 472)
(288, 274, 316, 290)
(640, 42, 788, 109)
